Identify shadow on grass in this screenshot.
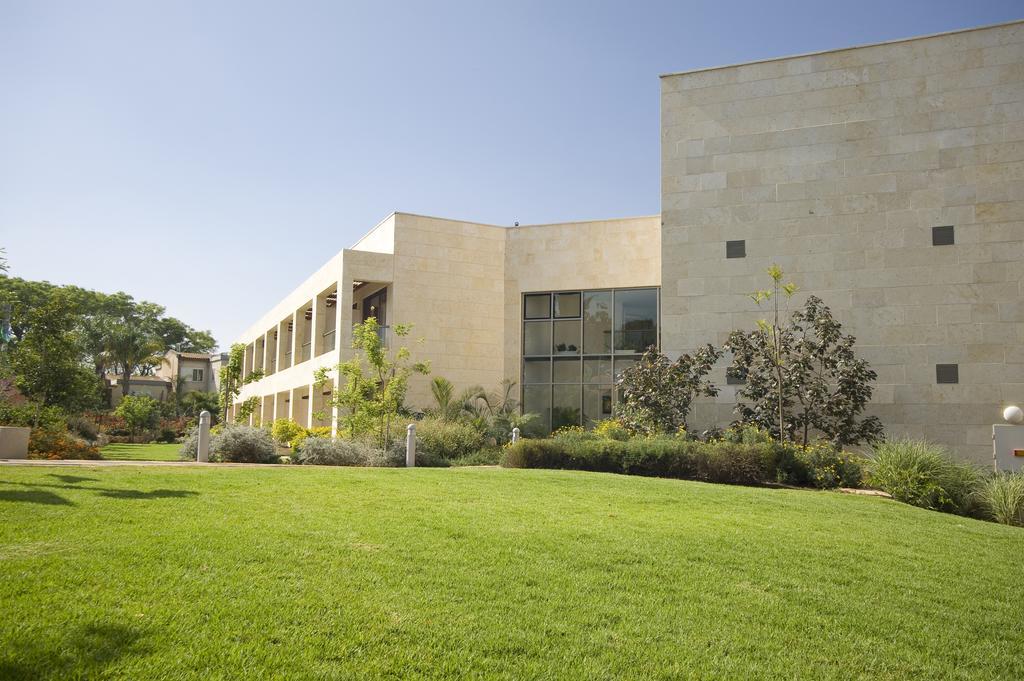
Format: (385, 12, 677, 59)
(0, 622, 149, 680)
(46, 474, 98, 485)
(0, 489, 73, 506)
(0, 480, 198, 503)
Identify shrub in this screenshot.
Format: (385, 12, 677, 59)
(28, 426, 101, 460)
(977, 473, 1024, 526)
(593, 419, 631, 441)
(293, 435, 406, 467)
(796, 443, 866, 489)
(179, 428, 200, 460)
(449, 448, 502, 466)
(271, 419, 306, 446)
(501, 436, 780, 486)
(210, 425, 278, 463)
(65, 415, 100, 442)
(295, 437, 367, 466)
(0, 402, 65, 429)
(415, 418, 487, 461)
(867, 439, 983, 516)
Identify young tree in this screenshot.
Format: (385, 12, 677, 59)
(218, 343, 263, 423)
(320, 317, 429, 451)
(115, 394, 161, 443)
(725, 267, 883, 446)
(616, 344, 722, 436)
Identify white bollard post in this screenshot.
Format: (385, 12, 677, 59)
(197, 411, 211, 463)
(511, 427, 520, 444)
(406, 423, 416, 467)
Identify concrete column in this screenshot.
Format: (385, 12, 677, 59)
(288, 387, 296, 421)
(290, 310, 299, 365)
(307, 383, 315, 429)
(406, 424, 416, 467)
(197, 411, 210, 462)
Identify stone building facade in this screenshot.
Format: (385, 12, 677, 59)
(232, 21, 1023, 462)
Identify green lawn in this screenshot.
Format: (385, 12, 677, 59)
(0, 466, 1021, 680)
(99, 443, 182, 461)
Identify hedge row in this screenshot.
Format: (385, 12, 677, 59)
(500, 436, 863, 488)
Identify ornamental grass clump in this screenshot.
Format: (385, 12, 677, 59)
(977, 473, 1024, 526)
(868, 439, 983, 517)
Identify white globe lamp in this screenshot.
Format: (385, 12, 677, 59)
(1004, 405, 1024, 425)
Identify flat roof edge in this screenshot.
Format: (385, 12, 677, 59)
(659, 18, 1024, 79)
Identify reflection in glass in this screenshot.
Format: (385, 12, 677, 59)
(552, 320, 580, 355)
(583, 291, 612, 354)
(614, 289, 657, 353)
(523, 358, 550, 384)
(583, 385, 614, 425)
(614, 357, 636, 382)
(552, 385, 580, 431)
(523, 385, 551, 431)
(583, 356, 612, 384)
(553, 357, 581, 383)
(523, 322, 551, 356)
(554, 292, 582, 318)
(524, 294, 550, 319)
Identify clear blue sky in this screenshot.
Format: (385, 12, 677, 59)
(2, 0, 1020, 348)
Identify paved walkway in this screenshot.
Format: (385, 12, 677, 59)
(0, 459, 269, 467)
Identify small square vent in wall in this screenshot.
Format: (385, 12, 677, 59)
(936, 364, 959, 384)
(726, 240, 746, 258)
(932, 225, 955, 246)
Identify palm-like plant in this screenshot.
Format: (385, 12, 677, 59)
(104, 317, 166, 398)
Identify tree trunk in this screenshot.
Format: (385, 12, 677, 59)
(122, 367, 131, 398)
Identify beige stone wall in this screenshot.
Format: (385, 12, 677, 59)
(502, 216, 662, 389)
(390, 213, 508, 407)
(661, 21, 1024, 462)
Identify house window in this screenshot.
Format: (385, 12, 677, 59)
(192, 369, 204, 382)
(932, 225, 955, 246)
(522, 287, 658, 432)
(726, 240, 746, 258)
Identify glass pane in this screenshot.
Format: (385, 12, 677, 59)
(523, 385, 551, 432)
(554, 292, 581, 318)
(614, 357, 636, 383)
(583, 291, 612, 354)
(524, 294, 550, 319)
(552, 385, 581, 430)
(614, 289, 657, 353)
(523, 358, 550, 384)
(523, 321, 551, 356)
(553, 320, 581, 355)
(583, 356, 612, 384)
(552, 357, 581, 383)
(583, 385, 614, 426)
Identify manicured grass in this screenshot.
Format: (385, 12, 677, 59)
(100, 443, 182, 461)
(0, 466, 1021, 679)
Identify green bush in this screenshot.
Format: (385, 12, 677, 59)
(213, 426, 277, 464)
(977, 473, 1024, 526)
(867, 439, 983, 516)
(449, 448, 502, 466)
(0, 402, 65, 429)
(502, 436, 784, 486)
(271, 419, 306, 447)
(65, 415, 100, 442)
(415, 418, 487, 461)
(211, 425, 278, 463)
(294, 435, 405, 467)
(796, 443, 866, 489)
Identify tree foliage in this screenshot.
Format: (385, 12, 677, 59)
(617, 345, 722, 436)
(320, 317, 429, 451)
(725, 269, 883, 446)
(0, 276, 216, 412)
(115, 394, 161, 443)
(218, 343, 263, 423)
